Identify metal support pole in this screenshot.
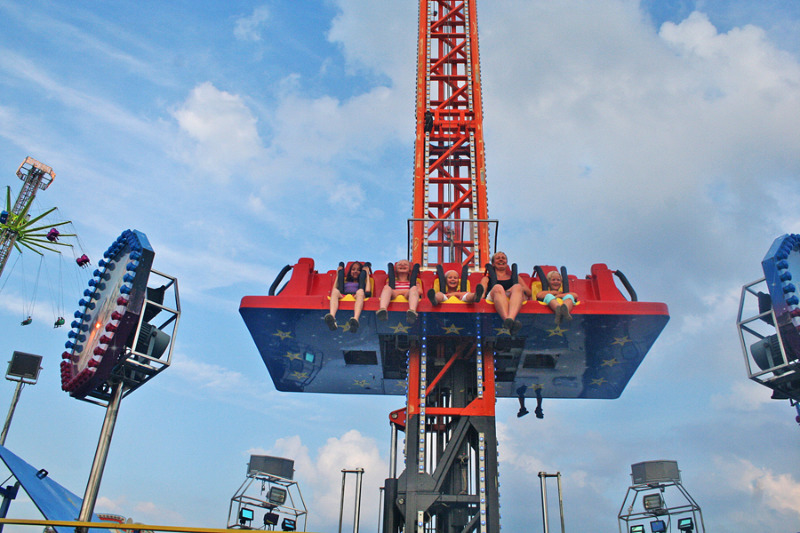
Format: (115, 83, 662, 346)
(377, 487, 384, 533)
(76, 382, 123, 532)
(0, 382, 23, 446)
(539, 472, 549, 533)
(0, 482, 20, 533)
(338, 470, 347, 533)
(390, 423, 398, 478)
(539, 472, 565, 533)
(338, 468, 365, 533)
(556, 473, 565, 533)
(353, 468, 363, 533)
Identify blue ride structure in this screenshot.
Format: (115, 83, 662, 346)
(738, 234, 800, 410)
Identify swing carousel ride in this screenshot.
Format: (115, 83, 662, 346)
(240, 1, 669, 531)
(0, 157, 88, 328)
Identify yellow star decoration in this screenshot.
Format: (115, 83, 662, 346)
(601, 358, 620, 367)
(285, 352, 302, 361)
(522, 383, 544, 394)
(547, 325, 567, 337)
(591, 377, 608, 387)
(442, 323, 464, 335)
(290, 371, 309, 380)
(612, 336, 631, 346)
(273, 330, 293, 340)
(390, 322, 411, 334)
(494, 326, 511, 335)
(354, 379, 369, 387)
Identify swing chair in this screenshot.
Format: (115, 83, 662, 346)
(18, 254, 43, 326)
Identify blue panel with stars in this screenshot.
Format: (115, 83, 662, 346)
(240, 261, 669, 399)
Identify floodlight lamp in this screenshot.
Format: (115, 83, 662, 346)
(281, 518, 296, 531)
(264, 512, 279, 526)
(630, 525, 645, 533)
(650, 519, 666, 533)
(238, 507, 254, 525)
(643, 493, 664, 511)
(268, 486, 287, 505)
(6, 351, 43, 383)
(678, 517, 694, 532)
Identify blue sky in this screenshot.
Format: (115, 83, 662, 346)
(1, 1, 799, 531)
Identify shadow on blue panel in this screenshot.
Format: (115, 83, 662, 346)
(0, 445, 112, 533)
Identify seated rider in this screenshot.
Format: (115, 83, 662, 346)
(427, 269, 483, 305)
(325, 261, 371, 333)
(479, 252, 530, 334)
(536, 270, 578, 325)
(377, 259, 421, 324)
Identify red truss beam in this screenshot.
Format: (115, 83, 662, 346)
(412, 0, 490, 270)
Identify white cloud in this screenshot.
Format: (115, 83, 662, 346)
(328, 0, 416, 84)
(709, 380, 774, 412)
(172, 82, 263, 182)
(497, 421, 548, 475)
(170, 355, 268, 397)
(95, 495, 127, 514)
(131, 500, 186, 524)
(716, 456, 800, 518)
(96, 495, 184, 526)
(258, 431, 386, 531)
(0, 48, 165, 142)
(234, 6, 270, 42)
(480, 3, 800, 250)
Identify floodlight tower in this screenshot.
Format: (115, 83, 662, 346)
(617, 461, 705, 533)
(1, 351, 43, 446)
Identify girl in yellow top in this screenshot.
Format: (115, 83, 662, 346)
(427, 269, 482, 304)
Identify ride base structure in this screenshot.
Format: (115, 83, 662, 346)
(241, 1, 669, 531)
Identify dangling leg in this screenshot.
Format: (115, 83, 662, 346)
(378, 285, 393, 320)
(516, 385, 529, 418)
(491, 285, 513, 331)
(406, 287, 420, 324)
(427, 288, 438, 306)
(325, 289, 341, 331)
(558, 294, 575, 322)
(534, 387, 544, 419)
(349, 289, 365, 333)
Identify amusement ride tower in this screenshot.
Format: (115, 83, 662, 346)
(0, 157, 72, 279)
(240, 2, 669, 532)
(410, 0, 490, 269)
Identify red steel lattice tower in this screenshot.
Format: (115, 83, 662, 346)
(411, 0, 491, 270)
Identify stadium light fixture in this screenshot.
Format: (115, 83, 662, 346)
(643, 493, 664, 512)
(264, 512, 279, 526)
(238, 507, 254, 526)
(267, 486, 287, 506)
